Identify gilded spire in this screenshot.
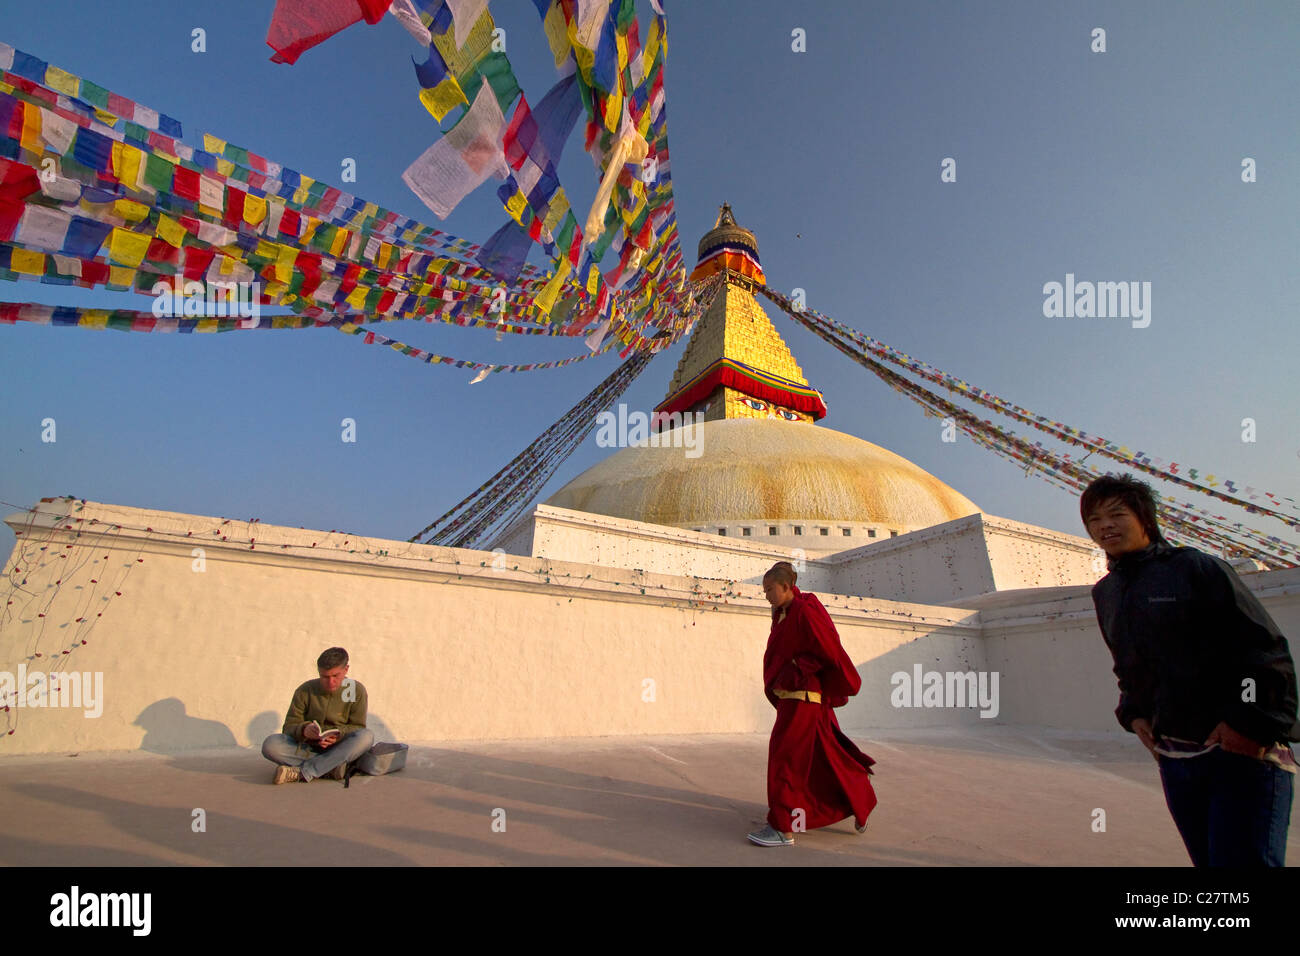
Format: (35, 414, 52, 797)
(655, 207, 826, 427)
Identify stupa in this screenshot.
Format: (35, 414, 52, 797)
(535, 205, 981, 550)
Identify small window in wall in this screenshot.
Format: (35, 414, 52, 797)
(819, 527, 829, 536)
(842, 528, 851, 536)
(868, 529, 877, 538)
(742, 527, 752, 536)
(718, 528, 727, 536)
(769, 526, 778, 535)
(890, 530, 898, 538)
(794, 526, 803, 536)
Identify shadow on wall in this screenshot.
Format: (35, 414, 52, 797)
(134, 699, 236, 752)
(133, 698, 399, 754)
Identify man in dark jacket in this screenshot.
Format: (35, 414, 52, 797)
(1083, 474, 1297, 866)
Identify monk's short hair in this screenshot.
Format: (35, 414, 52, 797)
(317, 646, 349, 670)
(1080, 474, 1166, 544)
(764, 561, 798, 588)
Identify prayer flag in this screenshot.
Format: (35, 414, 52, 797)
(402, 82, 507, 219)
(265, 0, 390, 65)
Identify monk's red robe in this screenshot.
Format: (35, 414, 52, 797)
(763, 586, 877, 833)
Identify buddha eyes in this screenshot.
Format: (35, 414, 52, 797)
(778, 409, 799, 421)
(742, 398, 768, 411)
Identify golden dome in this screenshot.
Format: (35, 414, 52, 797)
(544, 418, 979, 528)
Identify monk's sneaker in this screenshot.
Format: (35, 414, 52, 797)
(747, 825, 794, 846)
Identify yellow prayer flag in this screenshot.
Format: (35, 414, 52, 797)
(418, 79, 470, 122)
(10, 248, 45, 276)
(108, 265, 135, 287)
(586, 263, 601, 295)
(543, 2, 569, 68)
(108, 227, 151, 267)
(329, 229, 350, 257)
(432, 9, 495, 75)
(291, 174, 316, 207)
(44, 65, 79, 97)
(346, 285, 369, 310)
(203, 133, 228, 155)
(19, 102, 42, 154)
(92, 108, 118, 127)
(243, 193, 268, 226)
(616, 32, 629, 75)
(604, 89, 622, 133)
(216, 158, 235, 178)
(195, 318, 220, 333)
(254, 239, 279, 261)
(504, 189, 529, 224)
(113, 198, 150, 223)
(82, 310, 111, 329)
(275, 245, 297, 284)
(542, 190, 570, 233)
(119, 143, 146, 191)
(534, 258, 572, 316)
(573, 44, 595, 86)
(622, 191, 647, 227)
(644, 18, 662, 70)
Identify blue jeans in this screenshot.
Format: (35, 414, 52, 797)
(261, 730, 374, 782)
(1157, 748, 1293, 866)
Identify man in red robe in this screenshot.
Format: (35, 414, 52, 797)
(748, 561, 878, 846)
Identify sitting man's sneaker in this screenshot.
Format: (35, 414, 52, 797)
(326, 762, 347, 781)
(272, 765, 303, 785)
(747, 825, 794, 846)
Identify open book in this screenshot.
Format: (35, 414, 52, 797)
(302, 721, 342, 742)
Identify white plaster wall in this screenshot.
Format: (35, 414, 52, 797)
(527, 505, 838, 589)
(828, 514, 1100, 605)
(828, 516, 996, 604)
(4, 499, 1293, 755)
(983, 520, 1101, 591)
(0, 499, 982, 754)
(493, 514, 535, 557)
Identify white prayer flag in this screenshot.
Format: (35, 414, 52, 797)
(402, 82, 508, 220)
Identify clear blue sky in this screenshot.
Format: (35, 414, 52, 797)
(1, 0, 1297, 560)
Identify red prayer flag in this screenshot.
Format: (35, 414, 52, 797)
(172, 166, 201, 202)
(266, 0, 391, 65)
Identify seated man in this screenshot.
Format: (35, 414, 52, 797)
(261, 646, 373, 784)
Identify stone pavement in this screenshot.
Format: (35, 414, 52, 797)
(2, 726, 1287, 866)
